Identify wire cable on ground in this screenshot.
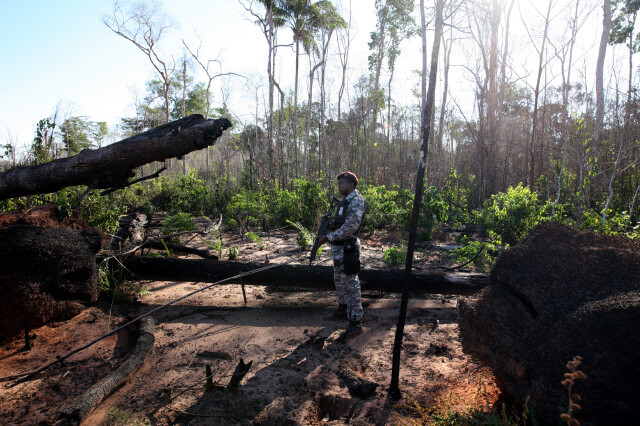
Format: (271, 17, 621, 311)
(7, 262, 285, 385)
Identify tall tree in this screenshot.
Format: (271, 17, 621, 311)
(280, 0, 344, 177)
(525, 0, 554, 189)
(240, 0, 286, 181)
(103, 0, 176, 126)
(595, 0, 612, 151)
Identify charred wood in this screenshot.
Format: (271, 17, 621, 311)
(0, 115, 231, 200)
(57, 316, 155, 425)
(120, 257, 487, 295)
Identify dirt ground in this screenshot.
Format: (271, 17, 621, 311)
(0, 227, 501, 425)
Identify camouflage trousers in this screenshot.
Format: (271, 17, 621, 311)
(332, 258, 364, 321)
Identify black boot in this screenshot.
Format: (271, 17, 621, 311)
(325, 304, 347, 320)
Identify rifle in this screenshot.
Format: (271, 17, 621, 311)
(309, 196, 341, 264)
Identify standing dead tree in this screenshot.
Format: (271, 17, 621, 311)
(103, 0, 176, 126)
(0, 115, 232, 200)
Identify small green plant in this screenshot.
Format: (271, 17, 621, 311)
(382, 244, 407, 267)
(396, 386, 535, 425)
(560, 355, 586, 426)
(161, 212, 196, 242)
(215, 237, 223, 258)
(98, 262, 151, 302)
(287, 219, 315, 252)
(245, 231, 266, 250)
(228, 246, 239, 260)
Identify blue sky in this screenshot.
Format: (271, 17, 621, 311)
(0, 0, 381, 154)
(0, 1, 608, 157)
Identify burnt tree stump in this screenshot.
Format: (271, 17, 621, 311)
(0, 226, 101, 342)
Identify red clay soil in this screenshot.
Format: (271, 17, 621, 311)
(0, 204, 90, 230)
(0, 228, 500, 425)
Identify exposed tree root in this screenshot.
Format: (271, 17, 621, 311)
(57, 316, 155, 425)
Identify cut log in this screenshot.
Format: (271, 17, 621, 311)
(0, 114, 231, 200)
(144, 241, 218, 259)
(58, 316, 155, 425)
(120, 257, 487, 295)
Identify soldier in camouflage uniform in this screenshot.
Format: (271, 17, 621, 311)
(316, 171, 366, 338)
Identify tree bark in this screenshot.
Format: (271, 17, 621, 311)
(120, 257, 487, 295)
(0, 115, 231, 200)
(58, 317, 155, 425)
(595, 0, 611, 149)
(527, 0, 552, 190)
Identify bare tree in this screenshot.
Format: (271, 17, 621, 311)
(595, 0, 612, 151)
(336, 1, 354, 122)
(523, 0, 554, 189)
(103, 0, 176, 125)
(182, 35, 246, 173)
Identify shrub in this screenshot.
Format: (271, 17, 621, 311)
(452, 237, 501, 272)
(382, 244, 407, 267)
(478, 184, 544, 245)
(418, 186, 449, 240)
(161, 212, 196, 242)
(149, 172, 217, 216)
(442, 168, 473, 227)
(227, 246, 239, 260)
(359, 184, 412, 229)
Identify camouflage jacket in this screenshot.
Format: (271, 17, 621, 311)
(327, 189, 365, 260)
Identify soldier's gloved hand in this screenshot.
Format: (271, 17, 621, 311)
(317, 235, 329, 245)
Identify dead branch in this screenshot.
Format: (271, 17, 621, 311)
(0, 115, 231, 200)
(57, 316, 155, 425)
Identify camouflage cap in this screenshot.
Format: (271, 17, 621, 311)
(337, 171, 358, 185)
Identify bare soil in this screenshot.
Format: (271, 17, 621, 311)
(0, 227, 500, 425)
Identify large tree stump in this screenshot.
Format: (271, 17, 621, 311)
(459, 222, 640, 425)
(0, 226, 101, 342)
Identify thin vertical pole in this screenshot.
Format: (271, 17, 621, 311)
(389, 0, 443, 400)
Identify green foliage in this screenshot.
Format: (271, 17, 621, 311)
(149, 172, 217, 216)
(418, 186, 449, 240)
(398, 395, 536, 426)
(453, 237, 501, 272)
(31, 117, 56, 164)
(215, 237, 223, 257)
(442, 168, 473, 227)
(359, 184, 412, 229)
(227, 246, 239, 260)
(287, 219, 316, 252)
(478, 184, 544, 245)
(59, 116, 95, 155)
(161, 212, 195, 242)
(225, 179, 328, 230)
(245, 231, 266, 250)
(382, 243, 407, 267)
(98, 262, 150, 302)
(104, 407, 149, 426)
(578, 208, 636, 236)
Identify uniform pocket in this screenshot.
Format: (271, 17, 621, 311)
(343, 239, 360, 274)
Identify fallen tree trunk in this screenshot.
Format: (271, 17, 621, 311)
(58, 316, 155, 425)
(144, 241, 218, 259)
(0, 114, 231, 200)
(121, 257, 487, 295)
